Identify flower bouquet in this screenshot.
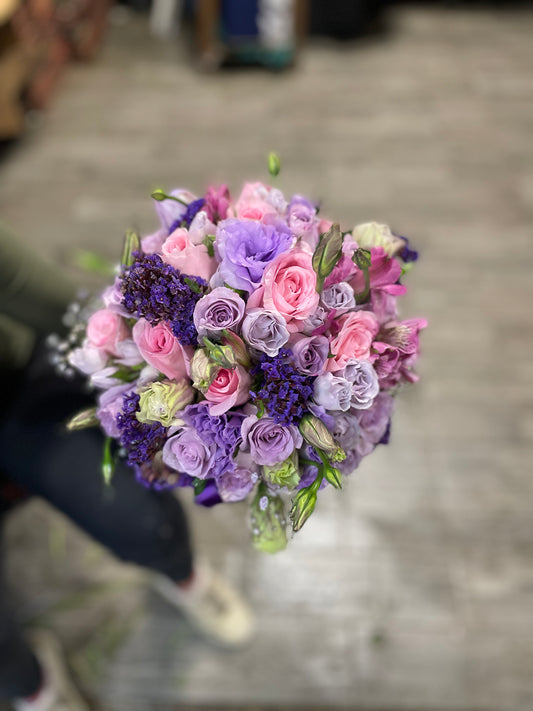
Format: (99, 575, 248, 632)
(63, 160, 426, 553)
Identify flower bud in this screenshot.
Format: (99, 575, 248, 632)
(268, 152, 281, 177)
(322, 462, 342, 489)
(190, 349, 218, 392)
(137, 380, 194, 426)
(202, 337, 238, 369)
(299, 414, 345, 462)
(250, 484, 288, 554)
(289, 485, 317, 532)
(221, 330, 251, 367)
(262, 451, 300, 490)
(312, 223, 343, 292)
(66, 407, 99, 431)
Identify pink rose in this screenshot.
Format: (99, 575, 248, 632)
(327, 311, 379, 371)
(251, 251, 319, 333)
(87, 309, 128, 356)
(204, 365, 251, 416)
(132, 319, 192, 380)
(161, 227, 217, 281)
(232, 182, 279, 222)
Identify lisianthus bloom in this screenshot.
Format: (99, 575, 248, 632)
(232, 181, 285, 222)
(350, 246, 404, 295)
(352, 222, 405, 257)
(213, 217, 293, 294)
(287, 195, 319, 249)
(137, 380, 194, 426)
(97, 383, 135, 438)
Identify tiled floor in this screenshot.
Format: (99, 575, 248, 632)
(1, 3, 533, 710)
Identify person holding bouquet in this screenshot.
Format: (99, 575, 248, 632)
(0, 222, 253, 711)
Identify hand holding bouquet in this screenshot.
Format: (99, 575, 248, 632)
(63, 163, 426, 553)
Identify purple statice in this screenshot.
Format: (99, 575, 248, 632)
(250, 348, 314, 426)
(395, 233, 419, 263)
(116, 392, 167, 467)
(183, 402, 245, 479)
(172, 198, 205, 230)
(120, 252, 208, 346)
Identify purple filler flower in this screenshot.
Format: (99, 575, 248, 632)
(290, 334, 329, 376)
(313, 372, 352, 412)
(214, 218, 293, 294)
(342, 360, 379, 410)
(162, 426, 215, 479)
(241, 308, 290, 357)
(193, 286, 245, 339)
(241, 415, 303, 466)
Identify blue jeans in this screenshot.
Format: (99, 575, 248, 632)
(0, 349, 193, 697)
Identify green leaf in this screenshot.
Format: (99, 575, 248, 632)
(193, 478, 207, 496)
(121, 230, 141, 268)
(312, 223, 343, 292)
(183, 277, 202, 294)
(203, 234, 216, 258)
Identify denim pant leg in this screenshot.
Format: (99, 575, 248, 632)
(0, 421, 194, 583)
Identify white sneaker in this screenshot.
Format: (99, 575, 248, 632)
(151, 562, 255, 649)
(13, 629, 90, 711)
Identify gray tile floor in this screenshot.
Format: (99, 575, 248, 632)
(1, 3, 533, 710)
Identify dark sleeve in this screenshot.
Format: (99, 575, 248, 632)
(0, 222, 76, 337)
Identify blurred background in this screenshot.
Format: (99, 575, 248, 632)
(1, 1, 533, 710)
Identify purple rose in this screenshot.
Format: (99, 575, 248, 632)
(97, 383, 134, 438)
(241, 415, 303, 466)
(300, 305, 328, 336)
(342, 360, 379, 410)
(357, 392, 394, 452)
(321, 282, 356, 314)
(162, 426, 215, 479)
(287, 195, 319, 249)
(241, 308, 290, 357)
(313, 372, 352, 412)
(290, 334, 329, 375)
(217, 467, 257, 502)
(193, 286, 246, 338)
(331, 412, 360, 451)
(213, 218, 293, 294)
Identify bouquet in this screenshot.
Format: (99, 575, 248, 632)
(63, 162, 426, 553)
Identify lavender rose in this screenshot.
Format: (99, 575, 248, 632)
(193, 286, 246, 338)
(287, 195, 319, 249)
(213, 218, 293, 294)
(331, 412, 361, 451)
(241, 308, 290, 357)
(313, 373, 352, 412)
(217, 467, 257, 503)
(342, 360, 380, 410)
(300, 305, 328, 336)
(162, 426, 215, 479)
(321, 282, 356, 314)
(241, 415, 303, 466)
(290, 334, 329, 376)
